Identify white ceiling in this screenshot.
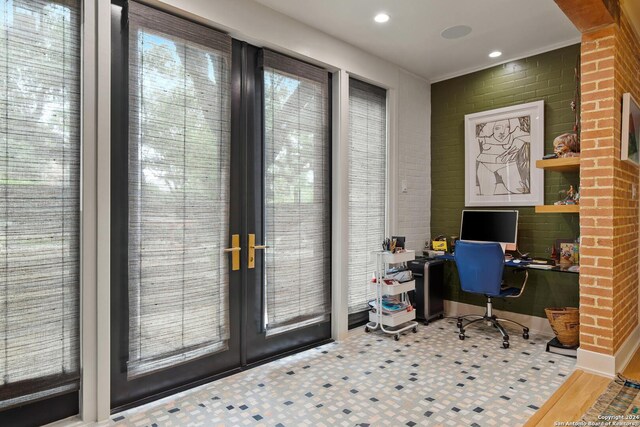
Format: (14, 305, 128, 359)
(253, 0, 581, 82)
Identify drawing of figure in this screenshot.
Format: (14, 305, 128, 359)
(475, 117, 531, 196)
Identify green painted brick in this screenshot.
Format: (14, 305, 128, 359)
(431, 44, 581, 318)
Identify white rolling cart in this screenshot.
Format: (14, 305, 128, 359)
(365, 250, 419, 341)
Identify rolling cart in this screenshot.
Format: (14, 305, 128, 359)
(365, 250, 419, 341)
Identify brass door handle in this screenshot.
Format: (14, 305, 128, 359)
(224, 234, 241, 271)
(248, 234, 268, 269)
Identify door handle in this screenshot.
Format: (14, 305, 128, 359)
(248, 234, 269, 269)
(224, 234, 241, 271)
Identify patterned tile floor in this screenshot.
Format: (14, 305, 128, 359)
(82, 320, 575, 427)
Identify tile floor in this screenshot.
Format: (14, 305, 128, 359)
(73, 320, 575, 427)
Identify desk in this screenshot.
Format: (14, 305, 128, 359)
(434, 253, 579, 274)
(434, 252, 578, 356)
(431, 252, 579, 326)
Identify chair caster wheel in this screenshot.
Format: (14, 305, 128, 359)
(412, 326, 418, 333)
(459, 333, 465, 340)
(364, 326, 370, 333)
(523, 333, 529, 340)
(394, 334, 400, 341)
(503, 341, 509, 349)
(439, 314, 444, 319)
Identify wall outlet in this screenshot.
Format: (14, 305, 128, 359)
(401, 179, 408, 193)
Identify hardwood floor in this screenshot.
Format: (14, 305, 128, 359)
(524, 347, 640, 427)
(622, 349, 640, 380)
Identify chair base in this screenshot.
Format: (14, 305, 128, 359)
(457, 313, 529, 349)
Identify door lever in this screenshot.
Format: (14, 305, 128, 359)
(224, 234, 241, 271)
(248, 234, 269, 269)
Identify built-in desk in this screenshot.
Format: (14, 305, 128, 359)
(432, 252, 579, 327)
(435, 253, 579, 357)
(435, 253, 579, 274)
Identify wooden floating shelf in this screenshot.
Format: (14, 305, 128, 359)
(535, 157, 581, 172)
(535, 205, 580, 214)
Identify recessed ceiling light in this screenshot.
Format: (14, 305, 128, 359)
(374, 13, 389, 23)
(441, 25, 472, 40)
(489, 51, 503, 58)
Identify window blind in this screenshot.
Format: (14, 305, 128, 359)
(262, 50, 331, 336)
(347, 79, 387, 314)
(127, 1, 232, 378)
(0, 0, 80, 409)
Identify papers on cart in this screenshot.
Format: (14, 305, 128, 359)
(368, 296, 411, 315)
(385, 266, 413, 283)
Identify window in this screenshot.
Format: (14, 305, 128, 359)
(262, 50, 331, 335)
(347, 79, 387, 315)
(127, 1, 232, 378)
(0, 0, 81, 409)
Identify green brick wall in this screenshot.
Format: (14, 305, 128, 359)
(431, 44, 581, 318)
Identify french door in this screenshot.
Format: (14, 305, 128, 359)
(110, 1, 331, 410)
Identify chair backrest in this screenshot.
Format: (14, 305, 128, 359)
(454, 241, 504, 297)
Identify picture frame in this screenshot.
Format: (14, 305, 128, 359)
(555, 238, 578, 264)
(621, 92, 640, 166)
(465, 100, 545, 207)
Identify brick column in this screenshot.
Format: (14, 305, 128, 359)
(579, 11, 640, 359)
(610, 10, 640, 353)
(579, 26, 617, 355)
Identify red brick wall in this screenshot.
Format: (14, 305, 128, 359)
(579, 11, 640, 355)
(612, 10, 640, 353)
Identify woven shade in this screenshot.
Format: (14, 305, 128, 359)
(261, 50, 331, 335)
(0, 0, 81, 409)
(347, 79, 387, 314)
(127, 1, 232, 378)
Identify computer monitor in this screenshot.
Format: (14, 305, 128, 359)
(459, 210, 518, 252)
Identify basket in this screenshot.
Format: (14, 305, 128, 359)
(545, 307, 579, 347)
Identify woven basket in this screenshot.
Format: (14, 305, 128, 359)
(545, 307, 580, 347)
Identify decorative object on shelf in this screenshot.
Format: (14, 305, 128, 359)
(621, 92, 640, 165)
(464, 101, 544, 207)
(553, 133, 580, 157)
(555, 238, 577, 265)
(554, 184, 580, 205)
(544, 307, 579, 347)
(558, 241, 578, 266)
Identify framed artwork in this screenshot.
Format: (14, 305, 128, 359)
(622, 92, 640, 166)
(465, 101, 545, 207)
(555, 238, 578, 264)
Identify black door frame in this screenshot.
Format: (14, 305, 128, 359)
(109, 3, 243, 410)
(243, 45, 332, 364)
(109, 0, 332, 412)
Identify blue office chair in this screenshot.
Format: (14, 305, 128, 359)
(454, 241, 529, 349)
